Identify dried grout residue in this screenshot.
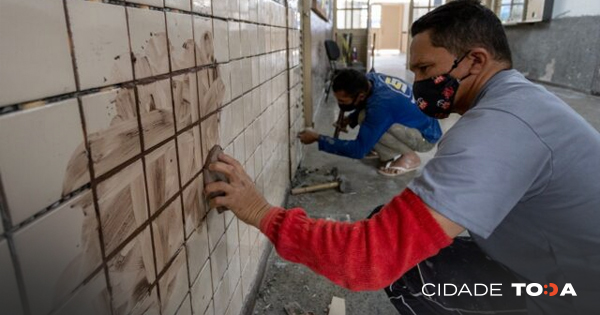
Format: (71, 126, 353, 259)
(0, 1, 304, 315)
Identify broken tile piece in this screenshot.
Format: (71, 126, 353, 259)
(0, 98, 89, 226)
(152, 197, 184, 273)
(138, 78, 175, 150)
(67, 0, 133, 89)
(82, 88, 141, 177)
(145, 140, 180, 214)
(97, 160, 148, 255)
(128, 7, 169, 79)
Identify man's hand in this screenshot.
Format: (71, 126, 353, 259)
(298, 130, 320, 144)
(204, 153, 272, 228)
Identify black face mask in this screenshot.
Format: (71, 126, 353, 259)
(338, 94, 365, 112)
(413, 52, 471, 119)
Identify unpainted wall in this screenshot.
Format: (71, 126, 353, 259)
(505, 15, 600, 94)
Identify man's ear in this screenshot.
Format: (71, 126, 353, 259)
(466, 48, 490, 75)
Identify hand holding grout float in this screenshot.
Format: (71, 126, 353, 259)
(203, 145, 272, 227)
(202, 145, 229, 213)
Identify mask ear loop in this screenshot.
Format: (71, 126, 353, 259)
(449, 51, 472, 82)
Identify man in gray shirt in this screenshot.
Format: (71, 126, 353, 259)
(204, 1, 600, 314)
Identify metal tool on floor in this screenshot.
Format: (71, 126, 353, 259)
(290, 174, 353, 195)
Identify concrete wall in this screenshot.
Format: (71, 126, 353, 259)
(0, 1, 301, 315)
(310, 11, 334, 114)
(505, 1, 600, 94)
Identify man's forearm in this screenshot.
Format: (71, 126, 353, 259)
(259, 189, 453, 291)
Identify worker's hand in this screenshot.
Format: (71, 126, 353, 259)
(298, 130, 320, 144)
(204, 153, 272, 228)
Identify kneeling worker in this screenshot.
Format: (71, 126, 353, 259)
(298, 69, 442, 176)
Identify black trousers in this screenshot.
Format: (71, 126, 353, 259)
(368, 206, 527, 315)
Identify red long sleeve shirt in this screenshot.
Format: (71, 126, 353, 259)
(259, 189, 453, 291)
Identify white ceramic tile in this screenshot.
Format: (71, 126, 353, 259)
(226, 281, 242, 315)
(251, 57, 260, 89)
(225, 221, 240, 266)
(233, 135, 245, 164)
(166, 0, 190, 11)
(217, 63, 232, 104)
(51, 272, 111, 315)
(244, 130, 255, 163)
(210, 235, 228, 293)
(230, 60, 243, 99)
(167, 12, 195, 71)
(97, 160, 148, 255)
(126, 0, 163, 7)
(67, 0, 132, 90)
(231, 98, 244, 137)
(82, 88, 141, 177)
(138, 78, 175, 149)
(228, 21, 241, 61)
(0, 99, 89, 225)
(212, 19, 229, 64)
(241, 58, 252, 94)
(206, 209, 226, 252)
(204, 300, 215, 315)
(218, 105, 233, 147)
(239, 0, 249, 21)
(212, 273, 230, 315)
(108, 227, 158, 315)
(212, 0, 227, 18)
(0, 239, 24, 315)
(0, 0, 75, 106)
(186, 220, 210, 281)
(14, 190, 101, 315)
(128, 7, 169, 80)
(191, 260, 213, 315)
(158, 249, 189, 315)
(229, 0, 240, 19)
(192, 0, 211, 14)
(227, 248, 241, 293)
(242, 94, 253, 128)
(145, 140, 180, 214)
(173, 72, 200, 131)
(175, 295, 193, 315)
(182, 174, 207, 238)
(248, 0, 258, 22)
(194, 16, 214, 67)
(178, 126, 203, 187)
(152, 197, 184, 273)
(201, 112, 220, 163)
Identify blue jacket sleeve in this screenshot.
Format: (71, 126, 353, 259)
(318, 107, 392, 159)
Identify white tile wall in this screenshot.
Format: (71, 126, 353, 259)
(0, 1, 303, 315)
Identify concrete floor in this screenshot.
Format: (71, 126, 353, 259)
(252, 54, 600, 315)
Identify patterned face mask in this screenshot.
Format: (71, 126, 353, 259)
(413, 52, 471, 119)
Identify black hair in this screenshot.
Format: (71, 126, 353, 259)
(411, 0, 512, 66)
(332, 69, 369, 98)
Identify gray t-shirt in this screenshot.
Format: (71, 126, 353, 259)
(409, 70, 600, 315)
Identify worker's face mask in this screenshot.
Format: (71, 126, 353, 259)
(338, 93, 365, 112)
(413, 52, 471, 119)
